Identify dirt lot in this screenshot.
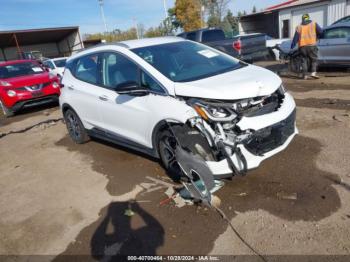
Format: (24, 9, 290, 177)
(0, 62, 349, 261)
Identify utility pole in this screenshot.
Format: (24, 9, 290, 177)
(163, 0, 168, 19)
(133, 18, 140, 39)
(98, 0, 108, 33)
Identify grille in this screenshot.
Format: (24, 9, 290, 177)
(21, 82, 51, 91)
(244, 109, 296, 156)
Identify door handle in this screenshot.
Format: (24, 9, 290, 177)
(99, 95, 109, 101)
(67, 85, 74, 90)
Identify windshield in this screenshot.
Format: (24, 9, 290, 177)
(54, 59, 67, 68)
(0, 62, 45, 79)
(132, 41, 243, 82)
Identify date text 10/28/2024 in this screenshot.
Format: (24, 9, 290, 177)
(127, 256, 220, 261)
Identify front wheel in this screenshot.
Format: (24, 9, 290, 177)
(158, 130, 182, 181)
(0, 100, 14, 117)
(63, 109, 90, 144)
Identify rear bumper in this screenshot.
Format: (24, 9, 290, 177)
(206, 93, 298, 177)
(240, 50, 269, 62)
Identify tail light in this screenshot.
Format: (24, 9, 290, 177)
(233, 40, 242, 53)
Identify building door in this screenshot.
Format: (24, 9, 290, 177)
(282, 19, 290, 38)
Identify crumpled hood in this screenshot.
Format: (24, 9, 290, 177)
(174, 65, 282, 100)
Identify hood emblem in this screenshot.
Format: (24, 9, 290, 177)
(24, 84, 43, 92)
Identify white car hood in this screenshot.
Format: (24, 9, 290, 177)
(174, 65, 282, 100)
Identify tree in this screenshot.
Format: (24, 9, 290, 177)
(207, 15, 221, 27)
(203, 0, 231, 22)
(168, 7, 182, 31)
(175, 0, 202, 31)
(252, 5, 257, 13)
(224, 9, 238, 34)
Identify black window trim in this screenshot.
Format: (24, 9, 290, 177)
(70, 50, 168, 96)
(71, 52, 102, 86)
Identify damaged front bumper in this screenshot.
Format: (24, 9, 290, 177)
(203, 93, 298, 177)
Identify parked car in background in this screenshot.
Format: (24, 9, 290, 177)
(0, 60, 61, 117)
(43, 57, 68, 78)
(177, 28, 268, 62)
(265, 35, 290, 61)
(19, 51, 44, 61)
(278, 22, 350, 67)
(60, 37, 297, 180)
(332, 15, 350, 25)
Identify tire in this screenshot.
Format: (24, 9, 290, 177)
(157, 130, 182, 181)
(0, 100, 14, 117)
(63, 109, 90, 144)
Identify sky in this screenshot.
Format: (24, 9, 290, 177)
(0, 0, 284, 35)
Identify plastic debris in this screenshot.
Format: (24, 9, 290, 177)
(124, 208, 135, 217)
(277, 192, 298, 200)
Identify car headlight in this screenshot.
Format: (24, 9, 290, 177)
(7, 90, 16, 97)
(52, 82, 59, 88)
(0, 80, 12, 87)
(49, 72, 56, 79)
(278, 84, 287, 94)
(193, 103, 237, 122)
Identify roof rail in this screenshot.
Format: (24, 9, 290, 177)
(75, 41, 129, 54)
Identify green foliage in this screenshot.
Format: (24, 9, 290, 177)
(252, 6, 257, 13)
(85, 28, 138, 42)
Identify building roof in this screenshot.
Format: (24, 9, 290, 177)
(0, 27, 79, 49)
(265, 0, 325, 11)
(241, 0, 326, 18)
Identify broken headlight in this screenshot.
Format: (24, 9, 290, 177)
(193, 103, 237, 122)
(278, 84, 286, 95)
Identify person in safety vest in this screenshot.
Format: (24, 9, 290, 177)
(291, 14, 323, 79)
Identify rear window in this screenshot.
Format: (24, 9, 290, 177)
(202, 30, 225, 42)
(0, 62, 44, 79)
(186, 32, 196, 41)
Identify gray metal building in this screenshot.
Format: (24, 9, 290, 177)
(239, 0, 350, 38)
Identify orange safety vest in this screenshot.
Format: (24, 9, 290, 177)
(297, 22, 317, 47)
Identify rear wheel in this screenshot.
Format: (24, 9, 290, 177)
(63, 109, 89, 144)
(0, 100, 14, 117)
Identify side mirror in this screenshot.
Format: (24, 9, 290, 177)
(115, 81, 150, 96)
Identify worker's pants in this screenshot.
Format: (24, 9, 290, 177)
(299, 45, 318, 74)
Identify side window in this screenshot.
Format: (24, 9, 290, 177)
(323, 27, 350, 39)
(75, 54, 99, 84)
(101, 52, 138, 89)
(44, 61, 55, 70)
(141, 71, 164, 93)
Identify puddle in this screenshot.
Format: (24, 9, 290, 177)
(55, 135, 342, 257)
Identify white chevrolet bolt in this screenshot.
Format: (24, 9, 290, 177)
(60, 37, 297, 179)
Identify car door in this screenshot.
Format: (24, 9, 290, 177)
(97, 52, 167, 148)
(318, 26, 350, 64)
(65, 53, 104, 129)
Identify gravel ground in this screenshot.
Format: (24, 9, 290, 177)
(0, 62, 349, 261)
